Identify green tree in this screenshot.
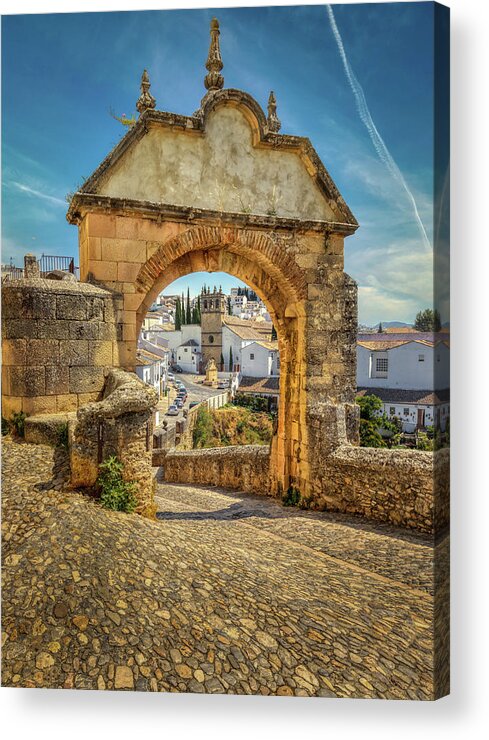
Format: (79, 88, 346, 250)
(271, 324, 277, 341)
(181, 292, 186, 324)
(175, 297, 182, 330)
(186, 288, 191, 324)
(356, 394, 386, 448)
(220, 352, 225, 370)
(229, 346, 233, 371)
(378, 322, 383, 333)
(227, 296, 232, 315)
(414, 308, 441, 332)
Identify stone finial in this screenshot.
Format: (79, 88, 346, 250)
(136, 69, 156, 115)
(267, 91, 281, 133)
(204, 18, 224, 92)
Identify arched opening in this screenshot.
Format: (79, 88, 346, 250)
(137, 270, 282, 454)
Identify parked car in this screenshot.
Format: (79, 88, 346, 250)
(173, 365, 183, 373)
(166, 405, 179, 416)
(167, 373, 175, 382)
(217, 381, 229, 389)
(175, 398, 184, 408)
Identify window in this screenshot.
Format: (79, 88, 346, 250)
(389, 407, 395, 415)
(403, 408, 410, 416)
(376, 358, 388, 373)
(209, 335, 214, 344)
(437, 354, 441, 362)
(184, 348, 188, 353)
(418, 354, 425, 362)
(250, 353, 255, 360)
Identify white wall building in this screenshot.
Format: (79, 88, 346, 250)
(356, 332, 450, 431)
(158, 324, 202, 364)
(176, 340, 201, 373)
(241, 341, 279, 378)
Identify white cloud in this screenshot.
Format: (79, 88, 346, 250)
(10, 181, 66, 207)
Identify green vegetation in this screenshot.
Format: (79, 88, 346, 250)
(9, 411, 27, 439)
(192, 404, 273, 448)
(57, 423, 69, 450)
(414, 308, 442, 332)
(96, 456, 137, 514)
(232, 393, 269, 413)
(282, 486, 301, 507)
(356, 395, 401, 449)
(1, 416, 10, 436)
(192, 406, 214, 448)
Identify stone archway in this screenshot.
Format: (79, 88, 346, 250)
(66, 32, 360, 498)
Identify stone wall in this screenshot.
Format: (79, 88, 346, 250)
(70, 369, 158, 518)
(155, 442, 449, 535)
(154, 445, 270, 496)
(317, 446, 449, 534)
(1, 278, 119, 418)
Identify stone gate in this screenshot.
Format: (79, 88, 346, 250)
(65, 19, 360, 498)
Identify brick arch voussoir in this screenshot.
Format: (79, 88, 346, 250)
(135, 224, 307, 303)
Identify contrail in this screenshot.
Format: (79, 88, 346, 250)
(326, 4, 432, 252)
(12, 181, 66, 207)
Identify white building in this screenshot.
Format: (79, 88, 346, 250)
(356, 332, 450, 432)
(176, 339, 201, 373)
(221, 315, 274, 372)
(158, 324, 202, 364)
(241, 341, 279, 377)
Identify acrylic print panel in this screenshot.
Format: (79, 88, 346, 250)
(1, 2, 449, 699)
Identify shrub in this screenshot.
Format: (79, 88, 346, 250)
(1, 416, 10, 436)
(10, 411, 27, 438)
(57, 423, 69, 450)
(282, 486, 301, 507)
(359, 418, 386, 448)
(96, 456, 137, 513)
(416, 432, 434, 451)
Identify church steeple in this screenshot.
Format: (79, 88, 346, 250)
(204, 18, 224, 92)
(267, 91, 281, 132)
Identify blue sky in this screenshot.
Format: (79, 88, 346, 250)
(1, 3, 442, 325)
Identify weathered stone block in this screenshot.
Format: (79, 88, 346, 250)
(69, 321, 100, 341)
(89, 341, 114, 366)
(7, 366, 45, 397)
(2, 318, 37, 340)
(56, 294, 87, 321)
(60, 340, 89, 367)
(2, 339, 27, 366)
(97, 321, 117, 340)
(37, 319, 71, 340)
(87, 260, 117, 282)
(26, 339, 59, 367)
(22, 395, 58, 416)
(45, 365, 70, 395)
(69, 366, 105, 394)
(117, 261, 142, 282)
(56, 394, 79, 412)
(87, 297, 105, 321)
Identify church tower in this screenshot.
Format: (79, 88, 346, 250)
(200, 286, 226, 369)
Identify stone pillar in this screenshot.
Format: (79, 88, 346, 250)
(70, 369, 159, 518)
(24, 253, 40, 278)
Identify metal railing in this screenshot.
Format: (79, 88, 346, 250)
(38, 255, 75, 274)
(1, 266, 24, 283)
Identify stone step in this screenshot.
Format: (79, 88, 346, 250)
(24, 412, 76, 446)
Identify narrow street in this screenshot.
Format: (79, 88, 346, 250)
(156, 373, 228, 432)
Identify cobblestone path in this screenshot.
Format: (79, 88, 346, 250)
(2, 439, 447, 698)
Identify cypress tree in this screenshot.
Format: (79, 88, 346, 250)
(271, 324, 277, 341)
(220, 352, 224, 371)
(175, 297, 182, 331)
(229, 346, 233, 372)
(186, 288, 191, 324)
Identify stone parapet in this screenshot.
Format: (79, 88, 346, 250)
(70, 369, 158, 518)
(155, 445, 270, 495)
(318, 445, 450, 535)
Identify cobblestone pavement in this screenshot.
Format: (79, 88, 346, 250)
(2, 438, 448, 698)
